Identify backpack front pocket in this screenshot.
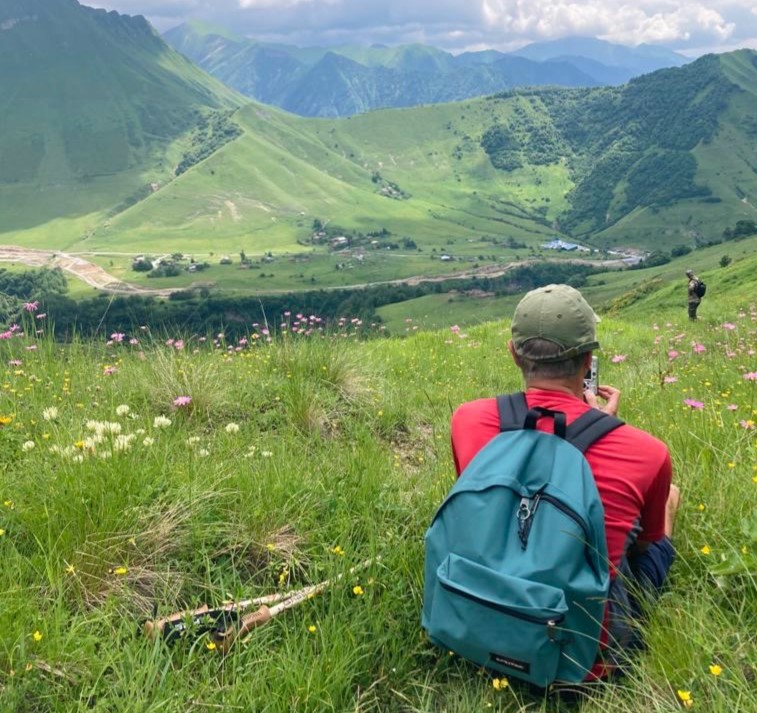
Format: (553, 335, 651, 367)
(428, 553, 569, 687)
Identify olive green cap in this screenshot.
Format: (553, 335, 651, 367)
(511, 284, 600, 361)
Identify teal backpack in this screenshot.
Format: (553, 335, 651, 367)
(422, 393, 623, 687)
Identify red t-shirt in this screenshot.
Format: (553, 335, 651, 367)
(450, 389, 672, 677)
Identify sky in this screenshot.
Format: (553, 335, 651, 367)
(85, 0, 757, 57)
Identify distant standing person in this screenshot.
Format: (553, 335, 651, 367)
(686, 269, 703, 321)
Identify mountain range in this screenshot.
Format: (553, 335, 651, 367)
(2, 0, 757, 266)
(163, 23, 689, 118)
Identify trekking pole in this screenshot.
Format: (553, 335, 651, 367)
(213, 557, 376, 653)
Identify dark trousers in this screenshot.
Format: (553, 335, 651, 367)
(688, 301, 699, 320)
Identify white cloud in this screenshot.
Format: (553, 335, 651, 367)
(84, 0, 757, 54)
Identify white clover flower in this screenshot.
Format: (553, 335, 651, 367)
(186, 436, 201, 447)
(225, 422, 240, 434)
(261, 450, 273, 458)
(153, 416, 172, 429)
(135, 428, 146, 436)
(243, 446, 257, 459)
(21, 441, 35, 452)
(198, 448, 210, 458)
(98, 450, 113, 460)
(116, 404, 130, 417)
(142, 437, 155, 447)
(113, 434, 136, 453)
(72, 454, 85, 464)
(42, 406, 58, 422)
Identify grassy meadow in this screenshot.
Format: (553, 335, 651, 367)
(0, 281, 755, 713)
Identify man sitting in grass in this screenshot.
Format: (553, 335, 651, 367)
(450, 284, 681, 678)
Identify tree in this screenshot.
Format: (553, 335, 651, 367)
(719, 254, 732, 268)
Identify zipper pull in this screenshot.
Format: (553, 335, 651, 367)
(517, 497, 532, 549)
(517, 494, 541, 549)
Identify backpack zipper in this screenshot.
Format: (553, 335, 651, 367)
(440, 579, 565, 627)
(517, 492, 589, 549)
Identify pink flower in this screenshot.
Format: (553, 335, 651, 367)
(8, 360, 22, 366)
(692, 343, 706, 354)
(684, 398, 704, 409)
(727, 404, 738, 411)
(668, 350, 679, 360)
(173, 396, 192, 407)
(611, 355, 627, 363)
(23, 301, 39, 312)
(722, 323, 736, 330)
(664, 376, 678, 384)
(174, 340, 184, 350)
(36, 313, 46, 320)
(744, 372, 757, 381)
(450, 325, 461, 333)
(740, 420, 754, 430)
(103, 366, 117, 375)
(0, 331, 12, 340)
(110, 332, 125, 343)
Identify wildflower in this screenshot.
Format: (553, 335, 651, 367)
(701, 545, 711, 555)
(110, 332, 125, 343)
(492, 677, 509, 690)
(23, 301, 39, 312)
(709, 664, 722, 676)
(668, 350, 679, 360)
(4, 500, 14, 509)
(42, 406, 58, 421)
(206, 641, 217, 651)
(308, 625, 317, 634)
(722, 322, 736, 330)
(173, 396, 192, 407)
(0, 415, 13, 426)
(116, 404, 130, 416)
(727, 404, 738, 411)
(111, 566, 128, 576)
(663, 376, 678, 384)
(103, 366, 117, 376)
(0, 528, 5, 536)
(153, 416, 172, 429)
(697, 503, 705, 512)
(64, 563, 76, 575)
(331, 545, 345, 556)
(21, 441, 35, 452)
(744, 372, 757, 381)
(611, 355, 627, 363)
(692, 343, 706, 354)
(266, 543, 275, 551)
(741, 420, 755, 430)
(198, 448, 210, 457)
(677, 690, 693, 708)
(142, 437, 155, 447)
(684, 399, 704, 410)
(186, 436, 201, 447)
(32, 630, 43, 642)
(352, 585, 364, 596)
(225, 422, 240, 434)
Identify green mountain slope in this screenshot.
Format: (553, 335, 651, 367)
(0, 0, 242, 244)
(80, 50, 757, 257)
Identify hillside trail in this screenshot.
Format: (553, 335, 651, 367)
(0, 245, 629, 296)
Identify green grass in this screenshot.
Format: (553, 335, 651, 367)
(0, 280, 754, 711)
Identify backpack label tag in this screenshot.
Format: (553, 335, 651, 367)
(490, 652, 531, 674)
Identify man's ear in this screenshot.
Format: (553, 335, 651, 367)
(508, 340, 521, 367)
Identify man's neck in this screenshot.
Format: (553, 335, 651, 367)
(525, 379, 584, 399)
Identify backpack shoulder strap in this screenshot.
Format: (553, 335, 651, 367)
(565, 408, 624, 453)
(495, 392, 529, 432)
(496, 392, 568, 438)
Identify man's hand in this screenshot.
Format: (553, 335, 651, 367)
(584, 385, 620, 417)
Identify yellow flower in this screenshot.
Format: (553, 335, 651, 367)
(352, 585, 364, 596)
(64, 562, 76, 575)
(206, 641, 217, 651)
(709, 664, 722, 676)
(492, 677, 509, 690)
(677, 690, 693, 708)
(0, 528, 5, 536)
(742, 546, 749, 555)
(266, 543, 275, 551)
(700, 545, 711, 555)
(74, 441, 85, 450)
(331, 545, 345, 556)
(112, 566, 128, 576)
(32, 630, 43, 642)
(696, 503, 705, 512)
(0, 416, 13, 425)
(727, 462, 735, 469)
(3, 500, 13, 509)
(308, 625, 317, 634)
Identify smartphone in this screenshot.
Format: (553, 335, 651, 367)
(584, 356, 599, 395)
